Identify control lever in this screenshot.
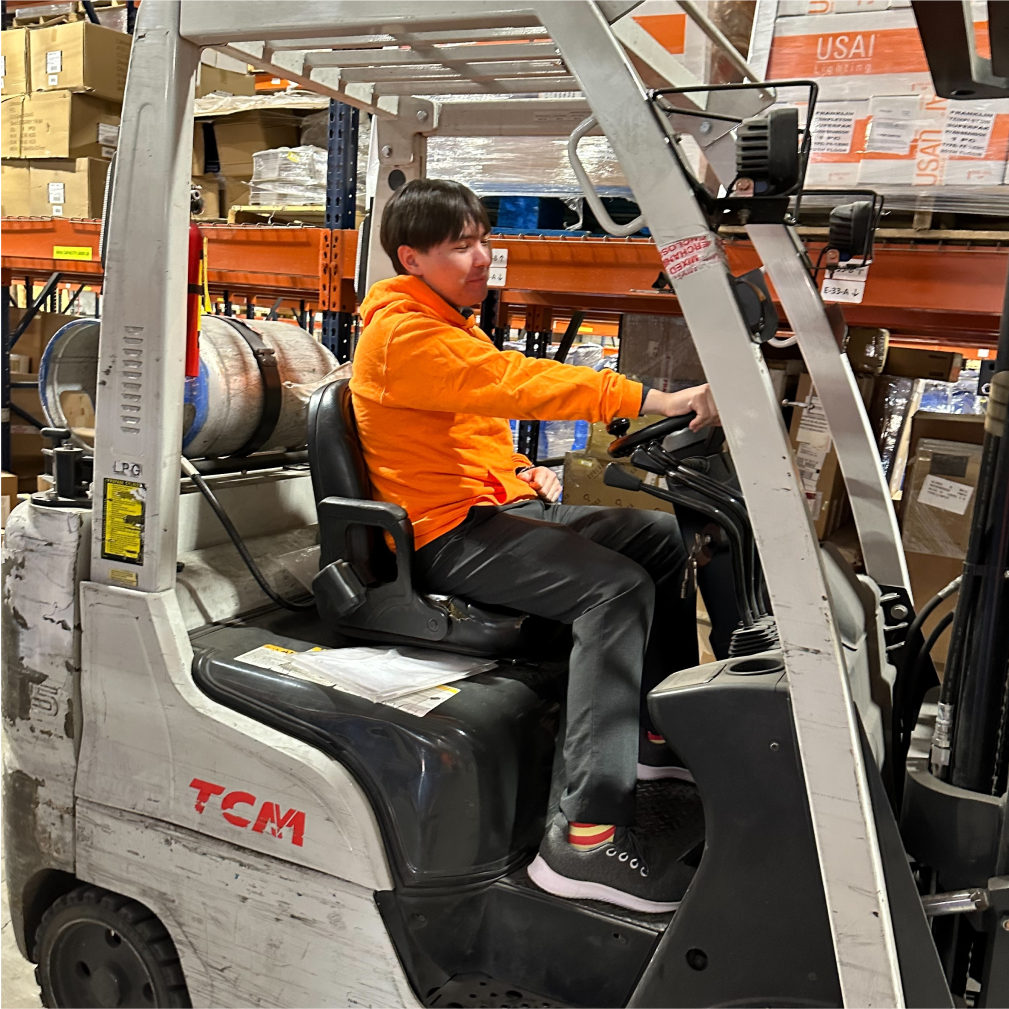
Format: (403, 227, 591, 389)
(603, 463, 643, 492)
(605, 463, 755, 627)
(641, 442, 767, 618)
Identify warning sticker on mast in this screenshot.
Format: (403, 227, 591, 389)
(658, 233, 723, 282)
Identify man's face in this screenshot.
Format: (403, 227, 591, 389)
(398, 223, 492, 308)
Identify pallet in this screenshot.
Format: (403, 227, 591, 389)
(227, 205, 325, 226)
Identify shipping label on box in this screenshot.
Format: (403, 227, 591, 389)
(858, 92, 1009, 186)
(802, 99, 870, 185)
(902, 438, 982, 558)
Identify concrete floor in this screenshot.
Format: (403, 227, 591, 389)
(1, 791, 44, 1008)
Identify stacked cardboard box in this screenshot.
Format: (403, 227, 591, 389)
(753, 2, 1009, 197)
(563, 414, 676, 515)
(900, 416, 985, 671)
(192, 109, 301, 219)
(787, 373, 850, 540)
(1, 21, 128, 218)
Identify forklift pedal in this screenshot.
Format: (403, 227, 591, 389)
(427, 973, 566, 1008)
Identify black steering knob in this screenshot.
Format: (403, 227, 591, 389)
(607, 417, 631, 437)
(41, 427, 72, 449)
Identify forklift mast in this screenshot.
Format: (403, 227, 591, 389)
(80, 2, 907, 1004)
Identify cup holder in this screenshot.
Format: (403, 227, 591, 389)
(725, 654, 785, 676)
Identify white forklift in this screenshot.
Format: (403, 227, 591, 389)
(3, 2, 1007, 1007)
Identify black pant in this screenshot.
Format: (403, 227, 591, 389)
(415, 500, 696, 826)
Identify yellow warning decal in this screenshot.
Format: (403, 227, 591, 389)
(101, 478, 145, 564)
(53, 245, 94, 261)
(263, 643, 296, 655)
(108, 568, 139, 587)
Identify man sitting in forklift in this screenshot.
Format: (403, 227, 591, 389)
(350, 179, 719, 914)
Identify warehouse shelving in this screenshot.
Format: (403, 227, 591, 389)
(3, 215, 1007, 350)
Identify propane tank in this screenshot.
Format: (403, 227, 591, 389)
(40, 316, 338, 458)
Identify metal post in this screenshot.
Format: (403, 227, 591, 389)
(516, 306, 552, 462)
(537, 3, 902, 1004)
(89, 0, 201, 591)
(321, 100, 359, 362)
(1, 283, 10, 471)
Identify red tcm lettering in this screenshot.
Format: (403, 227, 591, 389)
(189, 778, 306, 846)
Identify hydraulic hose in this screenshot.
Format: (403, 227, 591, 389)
(891, 575, 960, 785)
(181, 457, 316, 612)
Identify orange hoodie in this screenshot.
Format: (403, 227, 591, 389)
(350, 275, 644, 549)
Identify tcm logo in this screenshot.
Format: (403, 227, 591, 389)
(189, 778, 306, 847)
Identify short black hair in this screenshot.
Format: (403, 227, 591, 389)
(380, 179, 491, 274)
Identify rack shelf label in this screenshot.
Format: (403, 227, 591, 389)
(53, 245, 94, 261)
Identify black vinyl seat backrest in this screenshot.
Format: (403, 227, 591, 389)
(308, 379, 393, 583)
(306, 378, 539, 656)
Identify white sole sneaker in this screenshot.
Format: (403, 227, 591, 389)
(527, 854, 681, 914)
(636, 762, 695, 783)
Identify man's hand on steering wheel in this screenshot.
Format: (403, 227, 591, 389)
(517, 466, 562, 502)
(643, 383, 720, 431)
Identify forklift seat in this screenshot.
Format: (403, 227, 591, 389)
(307, 379, 542, 657)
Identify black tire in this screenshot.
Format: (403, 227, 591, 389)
(34, 884, 191, 1008)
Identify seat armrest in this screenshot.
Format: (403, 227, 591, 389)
(317, 496, 416, 587)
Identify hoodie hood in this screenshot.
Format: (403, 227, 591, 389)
(360, 274, 476, 332)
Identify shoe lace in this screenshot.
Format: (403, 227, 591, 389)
(603, 829, 650, 878)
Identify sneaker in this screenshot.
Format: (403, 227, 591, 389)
(637, 731, 694, 783)
(527, 815, 694, 914)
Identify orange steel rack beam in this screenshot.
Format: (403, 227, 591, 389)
(1, 218, 338, 309)
(4, 219, 1006, 346)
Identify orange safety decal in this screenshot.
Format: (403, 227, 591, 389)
(632, 13, 686, 54)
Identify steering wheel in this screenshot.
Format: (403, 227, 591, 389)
(606, 412, 697, 458)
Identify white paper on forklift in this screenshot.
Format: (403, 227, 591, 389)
(287, 646, 496, 703)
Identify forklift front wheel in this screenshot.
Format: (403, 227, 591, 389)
(34, 884, 191, 1009)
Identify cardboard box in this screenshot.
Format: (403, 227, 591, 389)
(803, 98, 870, 187)
(9, 382, 46, 491)
(584, 414, 668, 460)
(1, 471, 18, 529)
(906, 412, 985, 466)
(884, 347, 963, 382)
(2, 93, 25, 157)
(30, 157, 108, 218)
(845, 326, 889, 375)
(29, 21, 132, 103)
(196, 64, 256, 99)
(1, 159, 31, 215)
(618, 313, 705, 391)
(2, 28, 29, 95)
(767, 9, 953, 101)
(901, 437, 982, 559)
(9, 307, 76, 373)
(904, 551, 962, 673)
(858, 92, 1009, 188)
(562, 452, 675, 515)
(21, 90, 120, 159)
(198, 110, 301, 178)
(788, 373, 850, 539)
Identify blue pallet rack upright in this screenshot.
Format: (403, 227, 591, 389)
(321, 100, 359, 362)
